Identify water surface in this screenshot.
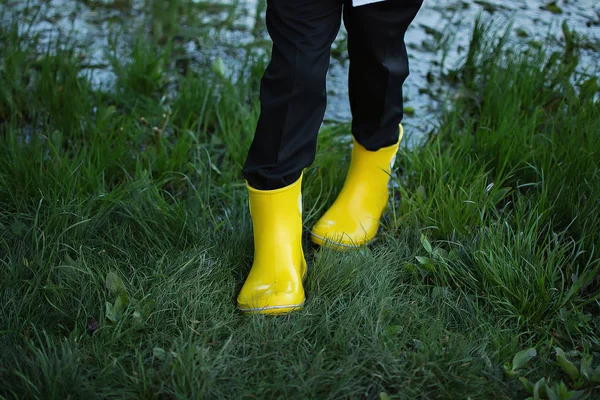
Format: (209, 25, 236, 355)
(2, 0, 598, 145)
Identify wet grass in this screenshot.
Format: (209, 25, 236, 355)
(1, 7, 600, 400)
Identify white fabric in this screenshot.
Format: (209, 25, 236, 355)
(352, 0, 386, 6)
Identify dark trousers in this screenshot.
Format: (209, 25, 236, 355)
(243, 0, 423, 190)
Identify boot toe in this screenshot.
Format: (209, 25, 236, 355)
(237, 289, 305, 315)
(310, 216, 377, 249)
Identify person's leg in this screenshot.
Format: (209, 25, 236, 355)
(310, 0, 423, 249)
(345, 0, 423, 149)
(238, 0, 343, 314)
(242, 0, 343, 190)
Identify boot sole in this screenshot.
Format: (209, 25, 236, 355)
(237, 300, 305, 315)
(309, 231, 374, 250)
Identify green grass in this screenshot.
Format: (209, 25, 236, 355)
(1, 6, 599, 400)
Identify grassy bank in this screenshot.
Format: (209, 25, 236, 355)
(1, 8, 599, 400)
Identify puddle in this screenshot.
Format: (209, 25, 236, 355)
(1, 0, 599, 146)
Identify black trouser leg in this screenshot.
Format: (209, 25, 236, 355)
(243, 0, 343, 190)
(344, 0, 423, 151)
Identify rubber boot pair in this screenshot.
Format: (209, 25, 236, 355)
(237, 125, 404, 315)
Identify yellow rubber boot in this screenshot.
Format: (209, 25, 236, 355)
(237, 175, 307, 315)
(310, 125, 404, 250)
